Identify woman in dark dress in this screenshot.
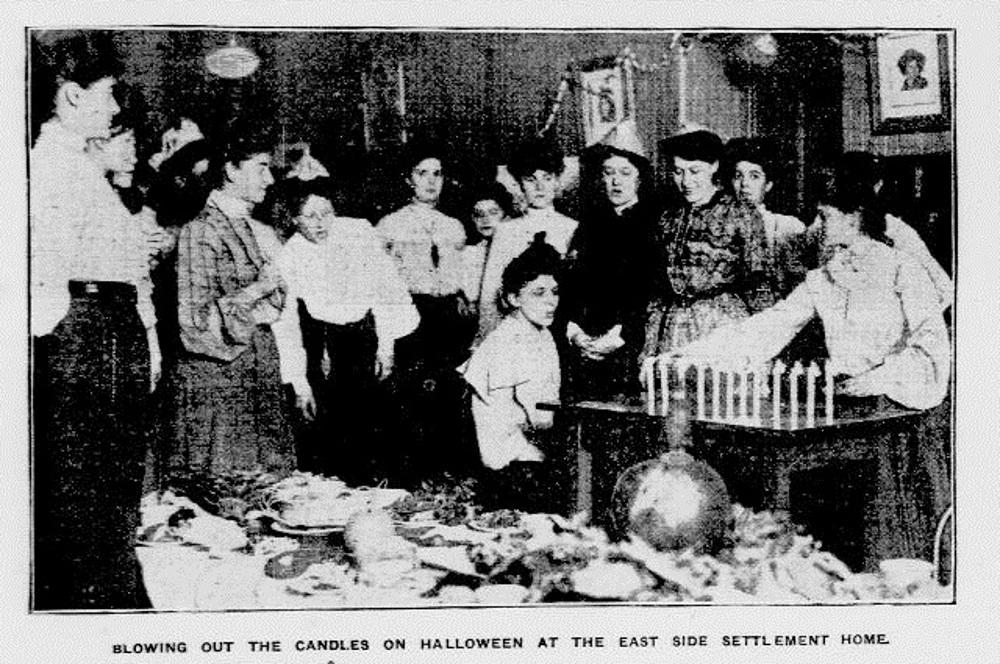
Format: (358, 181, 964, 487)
(563, 127, 659, 400)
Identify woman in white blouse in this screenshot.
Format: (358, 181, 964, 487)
(270, 176, 419, 481)
(463, 234, 567, 512)
(678, 174, 949, 411)
(677, 172, 951, 563)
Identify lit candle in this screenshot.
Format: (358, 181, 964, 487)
(658, 357, 670, 417)
(771, 360, 785, 428)
(397, 61, 408, 143)
(788, 361, 804, 430)
(643, 357, 655, 415)
(825, 359, 836, 424)
(752, 366, 764, 423)
(675, 360, 688, 400)
(738, 364, 750, 421)
(712, 366, 723, 421)
(726, 370, 736, 421)
(696, 363, 706, 420)
(806, 362, 820, 427)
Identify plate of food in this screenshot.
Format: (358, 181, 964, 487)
(269, 519, 345, 537)
(467, 509, 525, 535)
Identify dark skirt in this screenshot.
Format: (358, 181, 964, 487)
(386, 292, 480, 487)
(478, 430, 572, 515)
(297, 305, 383, 484)
(164, 326, 294, 477)
(33, 281, 151, 610)
(395, 292, 475, 371)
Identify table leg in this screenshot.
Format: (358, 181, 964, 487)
(574, 420, 592, 516)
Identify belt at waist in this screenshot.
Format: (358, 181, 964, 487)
(668, 288, 741, 306)
(68, 280, 137, 303)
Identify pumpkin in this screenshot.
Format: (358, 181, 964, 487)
(611, 450, 731, 555)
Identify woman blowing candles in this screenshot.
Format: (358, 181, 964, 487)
(167, 129, 295, 476)
(270, 176, 419, 481)
(463, 235, 567, 513)
(640, 129, 773, 377)
(673, 172, 951, 561)
(562, 123, 658, 400)
(476, 138, 578, 341)
(675, 172, 950, 410)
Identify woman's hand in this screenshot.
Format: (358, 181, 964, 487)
(295, 385, 317, 422)
(375, 346, 395, 379)
(569, 327, 605, 361)
(838, 373, 880, 398)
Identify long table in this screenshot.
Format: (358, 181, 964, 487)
(539, 395, 933, 572)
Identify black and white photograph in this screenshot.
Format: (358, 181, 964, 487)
(869, 31, 951, 134)
(5, 3, 1000, 663)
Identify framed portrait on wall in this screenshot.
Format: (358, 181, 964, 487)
(868, 31, 951, 134)
(580, 56, 634, 146)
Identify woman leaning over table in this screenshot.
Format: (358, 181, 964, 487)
(676, 171, 951, 562)
(165, 128, 296, 477)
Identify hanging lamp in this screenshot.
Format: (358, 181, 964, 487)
(205, 36, 259, 79)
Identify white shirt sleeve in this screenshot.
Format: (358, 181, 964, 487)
(860, 259, 950, 409)
(679, 280, 817, 367)
(271, 243, 310, 397)
(370, 231, 420, 348)
(463, 324, 545, 469)
(886, 215, 952, 311)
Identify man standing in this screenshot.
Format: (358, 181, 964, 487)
(31, 32, 155, 609)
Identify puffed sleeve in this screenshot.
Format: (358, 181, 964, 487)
(370, 229, 420, 347)
(177, 221, 284, 360)
(475, 224, 518, 341)
(177, 221, 235, 360)
(736, 202, 776, 312)
(886, 215, 953, 311)
(271, 244, 310, 397)
(861, 259, 950, 409)
(463, 327, 542, 470)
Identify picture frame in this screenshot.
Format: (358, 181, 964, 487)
(868, 31, 951, 135)
(579, 55, 634, 146)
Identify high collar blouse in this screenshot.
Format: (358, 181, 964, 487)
(31, 119, 153, 335)
(376, 201, 467, 297)
(682, 237, 950, 410)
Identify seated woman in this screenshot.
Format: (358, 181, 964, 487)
(676, 172, 950, 560)
(463, 234, 568, 513)
(269, 175, 419, 482)
(476, 138, 578, 341)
